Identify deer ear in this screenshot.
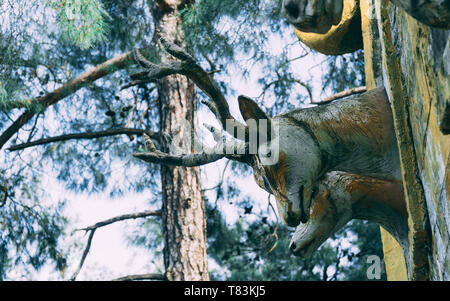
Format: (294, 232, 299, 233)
(238, 95, 270, 123)
(238, 95, 274, 145)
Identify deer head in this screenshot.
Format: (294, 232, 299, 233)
(289, 171, 408, 259)
(281, 0, 344, 34)
(237, 96, 323, 227)
(282, 0, 450, 36)
(130, 39, 400, 232)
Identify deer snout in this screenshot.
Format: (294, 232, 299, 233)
(289, 225, 319, 258)
(282, 0, 302, 25)
(281, 0, 344, 34)
(284, 211, 303, 227)
(276, 198, 303, 227)
(289, 240, 315, 258)
(278, 185, 312, 227)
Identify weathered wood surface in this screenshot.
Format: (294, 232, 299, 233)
(364, 0, 449, 280)
(288, 0, 449, 280)
(382, 2, 449, 280)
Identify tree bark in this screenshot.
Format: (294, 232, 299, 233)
(151, 1, 209, 281)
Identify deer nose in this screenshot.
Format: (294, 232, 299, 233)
(282, 0, 301, 25)
(300, 213, 308, 224)
(283, 210, 302, 227)
(289, 241, 298, 253)
(289, 239, 308, 257)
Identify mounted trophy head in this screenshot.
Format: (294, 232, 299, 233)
(281, 0, 344, 34)
(237, 96, 323, 227)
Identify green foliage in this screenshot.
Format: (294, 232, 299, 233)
(0, 0, 159, 278)
(206, 202, 386, 281)
(181, 0, 283, 65)
(48, 0, 110, 49)
(341, 220, 387, 280)
(0, 82, 10, 110)
(323, 49, 366, 93)
(0, 170, 68, 280)
(0, 33, 25, 113)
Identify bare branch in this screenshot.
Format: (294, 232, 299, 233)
(8, 128, 159, 151)
(0, 185, 8, 208)
(69, 209, 161, 281)
(70, 229, 96, 281)
(120, 78, 156, 90)
(293, 79, 314, 104)
(207, 69, 222, 75)
(112, 273, 166, 281)
(311, 86, 367, 105)
(0, 47, 152, 150)
(75, 209, 162, 232)
(257, 78, 313, 104)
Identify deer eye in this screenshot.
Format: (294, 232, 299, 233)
(266, 151, 272, 158)
(311, 186, 319, 199)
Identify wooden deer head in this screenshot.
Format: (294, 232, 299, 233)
(131, 39, 401, 229)
(289, 171, 410, 273)
(238, 87, 401, 227)
(282, 0, 450, 35)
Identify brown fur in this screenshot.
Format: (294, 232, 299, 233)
(309, 190, 331, 220)
(345, 177, 407, 217)
(263, 151, 289, 199)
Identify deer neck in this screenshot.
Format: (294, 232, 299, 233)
(290, 172, 410, 266)
(280, 87, 401, 181)
(347, 175, 411, 272)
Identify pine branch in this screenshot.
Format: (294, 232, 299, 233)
(0, 46, 152, 150)
(69, 209, 162, 281)
(311, 86, 367, 105)
(8, 128, 159, 151)
(75, 209, 162, 232)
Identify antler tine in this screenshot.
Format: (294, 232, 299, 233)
(133, 117, 253, 167)
(133, 122, 249, 167)
(156, 38, 249, 140)
(202, 123, 223, 142)
(143, 133, 157, 152)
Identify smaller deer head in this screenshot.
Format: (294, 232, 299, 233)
(281, 0, 344, 34)
(289, 172, 407, 258)
(238, 96, 323, 227)
(289, 173, 352, 257)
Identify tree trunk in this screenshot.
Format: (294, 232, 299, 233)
(151, 0, 209, 281)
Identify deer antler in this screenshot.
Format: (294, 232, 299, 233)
(133, 124, 250, 167)
(128, 38, 249, 140)
(127, 38, 254, 167)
